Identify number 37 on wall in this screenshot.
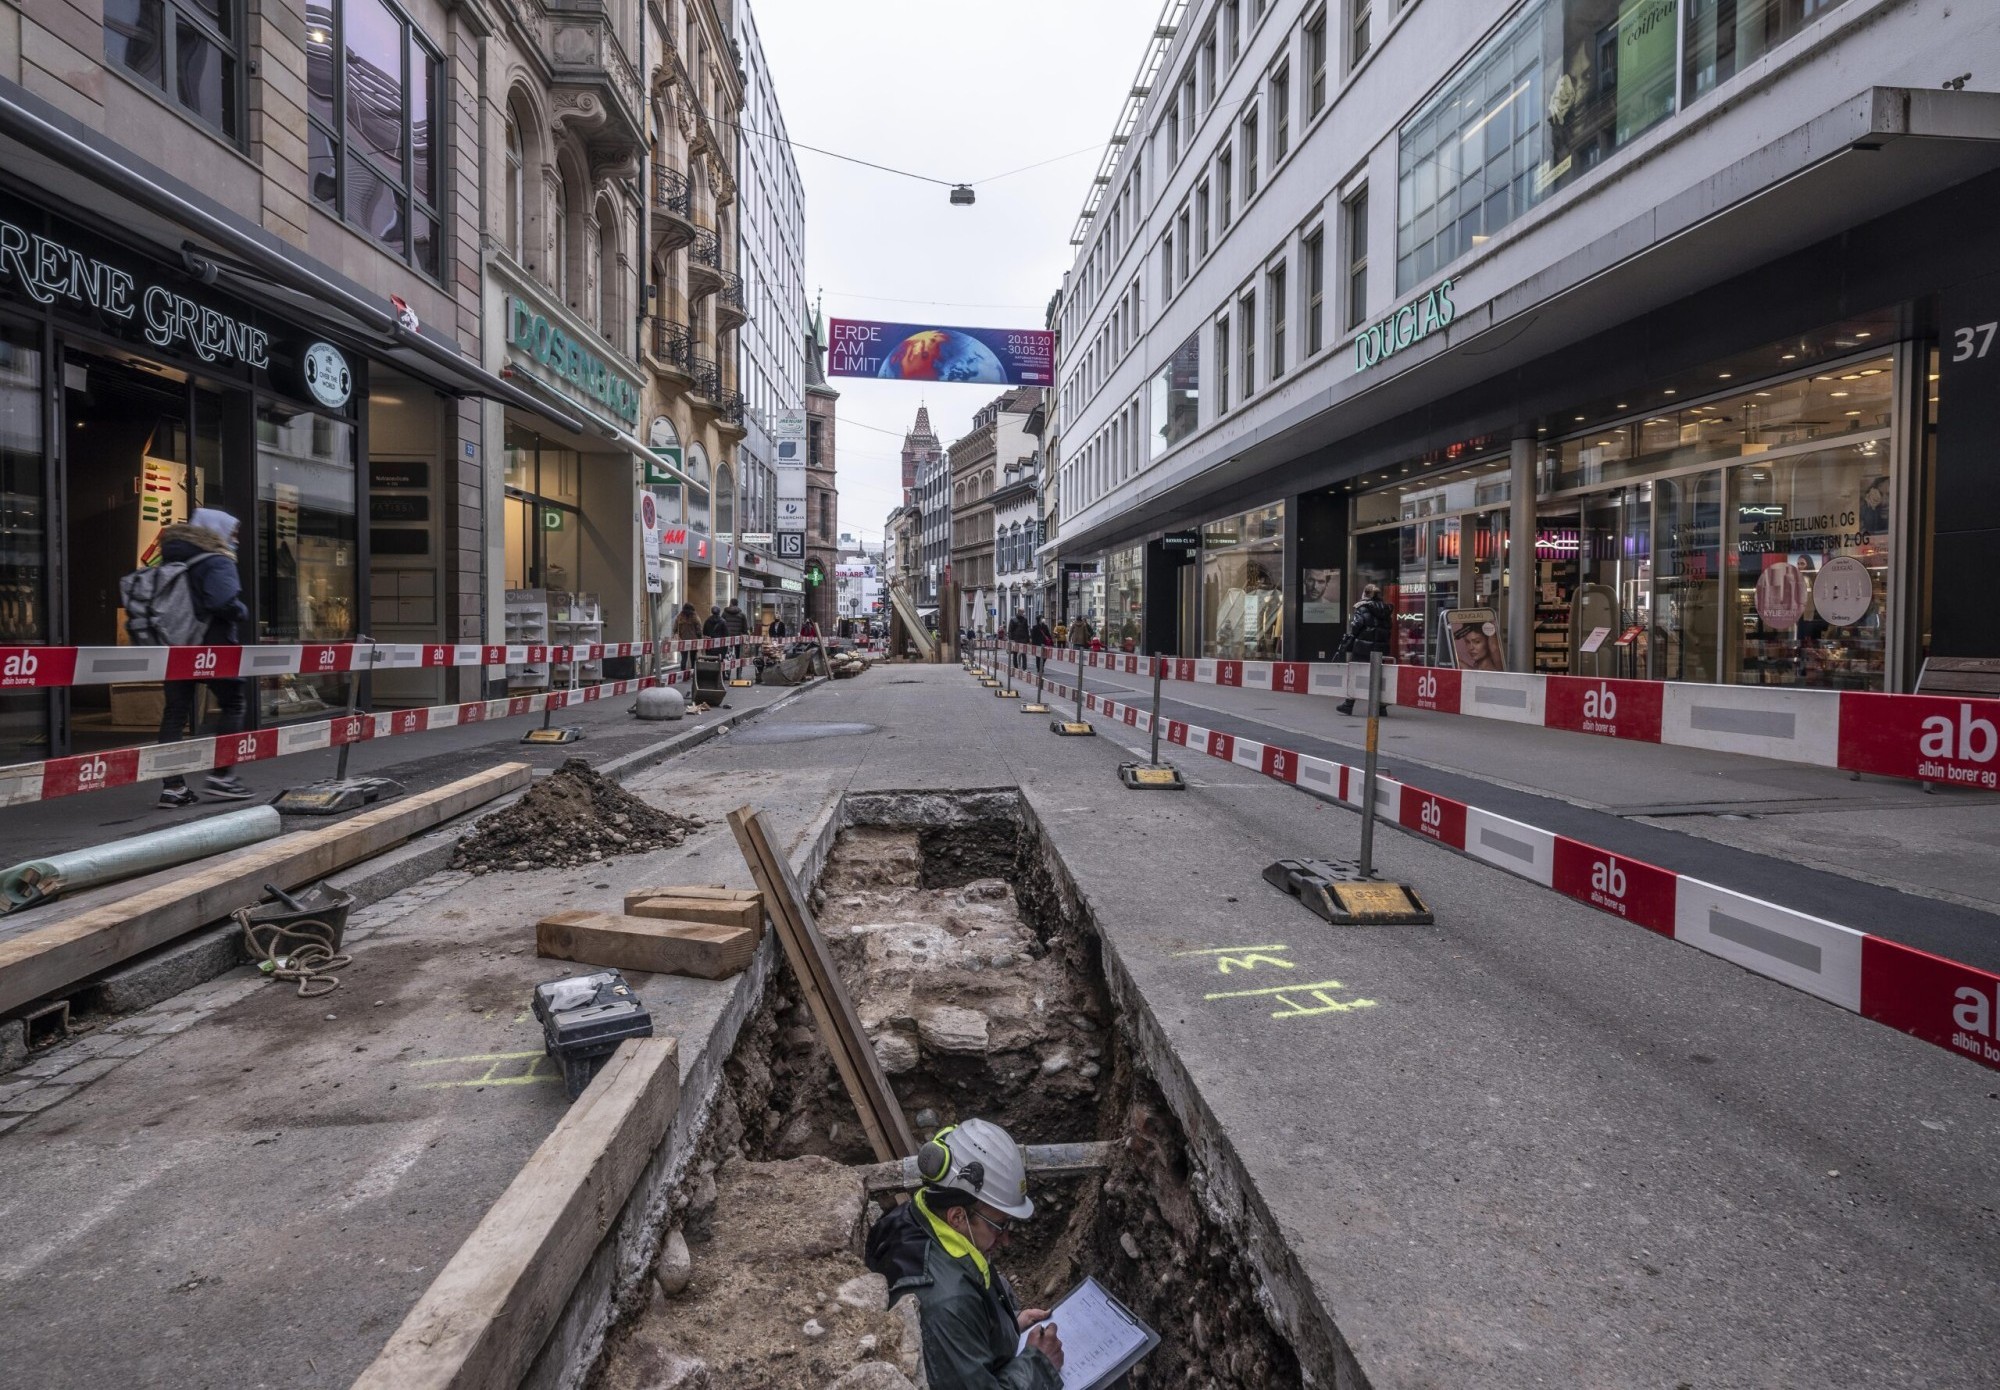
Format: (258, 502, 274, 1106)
(1952, 321, 1998, 361)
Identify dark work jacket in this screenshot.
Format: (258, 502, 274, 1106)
(722, 605, 750, 637)
(1340, 598, 1393, 659)
(702, 614, 728, 639)
(864, 1198, 1060, 1390)
(1007, 615, 1030, 644)
(157, 524, 247, 646)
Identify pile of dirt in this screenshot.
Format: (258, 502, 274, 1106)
(599, 1156, 919, 1390)
(450, 757, 701, 872)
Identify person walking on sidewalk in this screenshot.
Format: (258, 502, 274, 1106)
(673, 602, 703, 671)
(1335, 582, 1394, 718)
(863, 1118, 1063, 1390)
(722, 598, 749, 659)
(1029, 616, 1052, 678)
(1007, 610, 1030, 674)
(702, 605, 728, 640)
(147, 507, 251, 807)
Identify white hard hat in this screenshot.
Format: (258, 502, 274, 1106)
(917, 1117, 1034, 1220)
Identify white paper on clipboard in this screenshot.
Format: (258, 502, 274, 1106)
(1016, 1275, 1160, 1390)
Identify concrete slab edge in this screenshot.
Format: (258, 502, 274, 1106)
(1017, 787, 1366, 1390)
(522, 791, 851, 1390)
(3, 680, 827, 1075)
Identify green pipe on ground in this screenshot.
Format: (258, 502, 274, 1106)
(0, 806, 284, 914)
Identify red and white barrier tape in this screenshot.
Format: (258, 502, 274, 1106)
(996, 654, 2000, 1076)
(0, 636, 759, 689)
(985, 641, 2000, 791)
(0, 659, 750, 809)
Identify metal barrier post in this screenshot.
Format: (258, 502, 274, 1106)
(1074, 648, 1085, 723)
(1359, 653, 1383, 877)
(1149, 656, 1164, 765)
(1118, 651, 1186, 788)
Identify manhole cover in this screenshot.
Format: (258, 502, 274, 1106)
(728, 721, 879, 744)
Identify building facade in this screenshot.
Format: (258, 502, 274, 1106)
(732, 1, 807, 631)
(949, 386, 1042, 636)
(1054, 0, 2000, 692)
(804, 304, 839, 632)
(911, 406, 951, 609)
(991, 462, 1042, 626)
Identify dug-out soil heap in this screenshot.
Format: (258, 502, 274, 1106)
(450, 757, 700, 872)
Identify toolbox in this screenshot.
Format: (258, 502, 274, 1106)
(532, 970, 655, 1099)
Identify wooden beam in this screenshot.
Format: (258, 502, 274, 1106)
(536, 909, 756, 980)
(727, 806, 916, 1162)
(349, 1037, 680, 1390)
(622, 892, 763, 937)
(0, 763, 531, 1017)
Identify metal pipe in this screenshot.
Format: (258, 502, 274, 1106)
(0, 81, 586, 435)
(1, 806, 283, 913)
(1359, 654, 1383, 877)
(1075, 644, 1086, 724)
(1148, 654, 1164, 765)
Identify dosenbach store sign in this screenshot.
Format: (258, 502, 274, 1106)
(507, 295, 640, 425)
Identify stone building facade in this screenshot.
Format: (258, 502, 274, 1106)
(804, 303, 839, 632)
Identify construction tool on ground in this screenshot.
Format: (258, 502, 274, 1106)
(1119, 655, 1185, 790)
(532, 969, 655, 1099)
(235, 879, 356, 996)
(1264, 654, 1430, 924)
(276, 640, 408, 811)
(728, 806, 916, 1161)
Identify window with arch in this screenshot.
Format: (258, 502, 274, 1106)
(714, 461, 735, 538)
(504, 114, 524, 259)
(306, 0, 441, 274)
(595, 197, 620, 340)
(685, 442, 711, 535)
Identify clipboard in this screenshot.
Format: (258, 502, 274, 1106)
(1016, 1274, 1160, 1390)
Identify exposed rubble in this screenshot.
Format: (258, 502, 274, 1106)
(449, 757, 701, 873)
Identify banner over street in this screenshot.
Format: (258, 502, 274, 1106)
(828, 318, 1054, 386)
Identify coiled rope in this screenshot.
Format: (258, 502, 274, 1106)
(233, 908, 352, 998)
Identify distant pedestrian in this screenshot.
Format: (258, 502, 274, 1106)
(702, 605, 728, 639)
(768, 616, 788, 641)
(128, 507, 252, 807)
(801, 617, 821, 641)
(673, 602, 703, 670)
(1053, 619, 1068, 649)
(1007, 610, 1030, 673)
(1335, 583, 1393, 718)
(1069, 616, 1093, 649)
(1029, 616, 1052, 678)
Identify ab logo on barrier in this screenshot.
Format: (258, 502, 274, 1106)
(3, 650, 37, 683)
(1919, 704, 1998, 763)
(1592, 858, 1628, 903)
(192, 648, 218, 673)
(75, 754, 111, 786)
(1583, 683, 1617, 722)
(1417, 672, 1438, 702)
(1420, 797, 1443, 832)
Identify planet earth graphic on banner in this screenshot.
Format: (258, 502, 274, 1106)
(875, 329, 1009, 384)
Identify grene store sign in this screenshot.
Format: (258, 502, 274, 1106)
(0, 214, 270, 368)
(1353, 277, 1455, 374)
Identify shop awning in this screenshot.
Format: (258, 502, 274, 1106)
(0, 77, 585, 435)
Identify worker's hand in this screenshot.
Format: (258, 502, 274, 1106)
(1025, 1321, 1064, 1371)
(1016, 1308, 1050, 1332)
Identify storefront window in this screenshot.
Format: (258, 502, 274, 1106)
(1652, 471, 1723, 681)
(257, 403, 356, 717)
(1107, 545, 1144, 651)
(1548, 354, 1896, 492)
(1201, 503, 1284, 659)
(1397, 0, 1680, 292)
(1684, 0, 1851, 102)
(1149, 332, 1200, 458)
(0, 320, 44, 761)
(1728, 440, 1889, 688)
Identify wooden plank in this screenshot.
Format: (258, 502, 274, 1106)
(620, 885, 761, 904)
(536, 909, 755, 980)
(623, 894, 763, 937)
(0, 763, 532, 1017)
(727, 806, 916, 1161)
(350, 1037, 679, 1390)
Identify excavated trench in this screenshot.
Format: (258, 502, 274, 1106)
(596, 791, 1307, 1390)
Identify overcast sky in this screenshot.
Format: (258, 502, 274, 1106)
(747, 0, 1165, 549)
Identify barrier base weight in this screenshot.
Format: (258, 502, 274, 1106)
(729, 678, 756, 687)
(1118, 762, 1186, 791)
(1262, 858, 1433, 926)
(1051, 720, 1096, 737)
(522, 726, 586, 745)
(1020, 703, 1051, 713)
(272, 776, 404, 816)
(995, 687, 1018, 698)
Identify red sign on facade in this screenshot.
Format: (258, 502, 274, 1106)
(1544, 675, 1664, 743)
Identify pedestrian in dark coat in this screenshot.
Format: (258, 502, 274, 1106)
(1335, 583, 1394, 717)
(151, 507, 251, 807)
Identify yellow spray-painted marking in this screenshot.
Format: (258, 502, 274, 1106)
(1204, 979, 1380, 1020)
(408, 1049, 559, 1089)
(1172, 943, 1296, 974)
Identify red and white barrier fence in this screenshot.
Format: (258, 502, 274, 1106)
(0, 636, 750, 689)
(0, 657, 751, 810)
(987, 642, 2000, 791)
(976, 643, 2000, 1076)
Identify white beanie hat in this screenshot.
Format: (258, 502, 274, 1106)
(190, 507, 239, 543)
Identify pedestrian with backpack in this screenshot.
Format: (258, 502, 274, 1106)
(122, 507, 252, 806)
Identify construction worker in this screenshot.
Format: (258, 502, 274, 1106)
(864, 1119, 1063, 1389)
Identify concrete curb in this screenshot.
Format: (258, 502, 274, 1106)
(5, 680, 829, 1056)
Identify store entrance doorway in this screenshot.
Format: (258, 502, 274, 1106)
(62, 350, 239, 752)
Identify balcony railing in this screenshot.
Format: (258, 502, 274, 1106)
(716, 271, 747, 328)
(688, 354, 720, 399)
(653, 318, 693, 371)
(654, 167, 691, 219)
(690, 228, 721, 268)
(715, 386, 746, 425)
